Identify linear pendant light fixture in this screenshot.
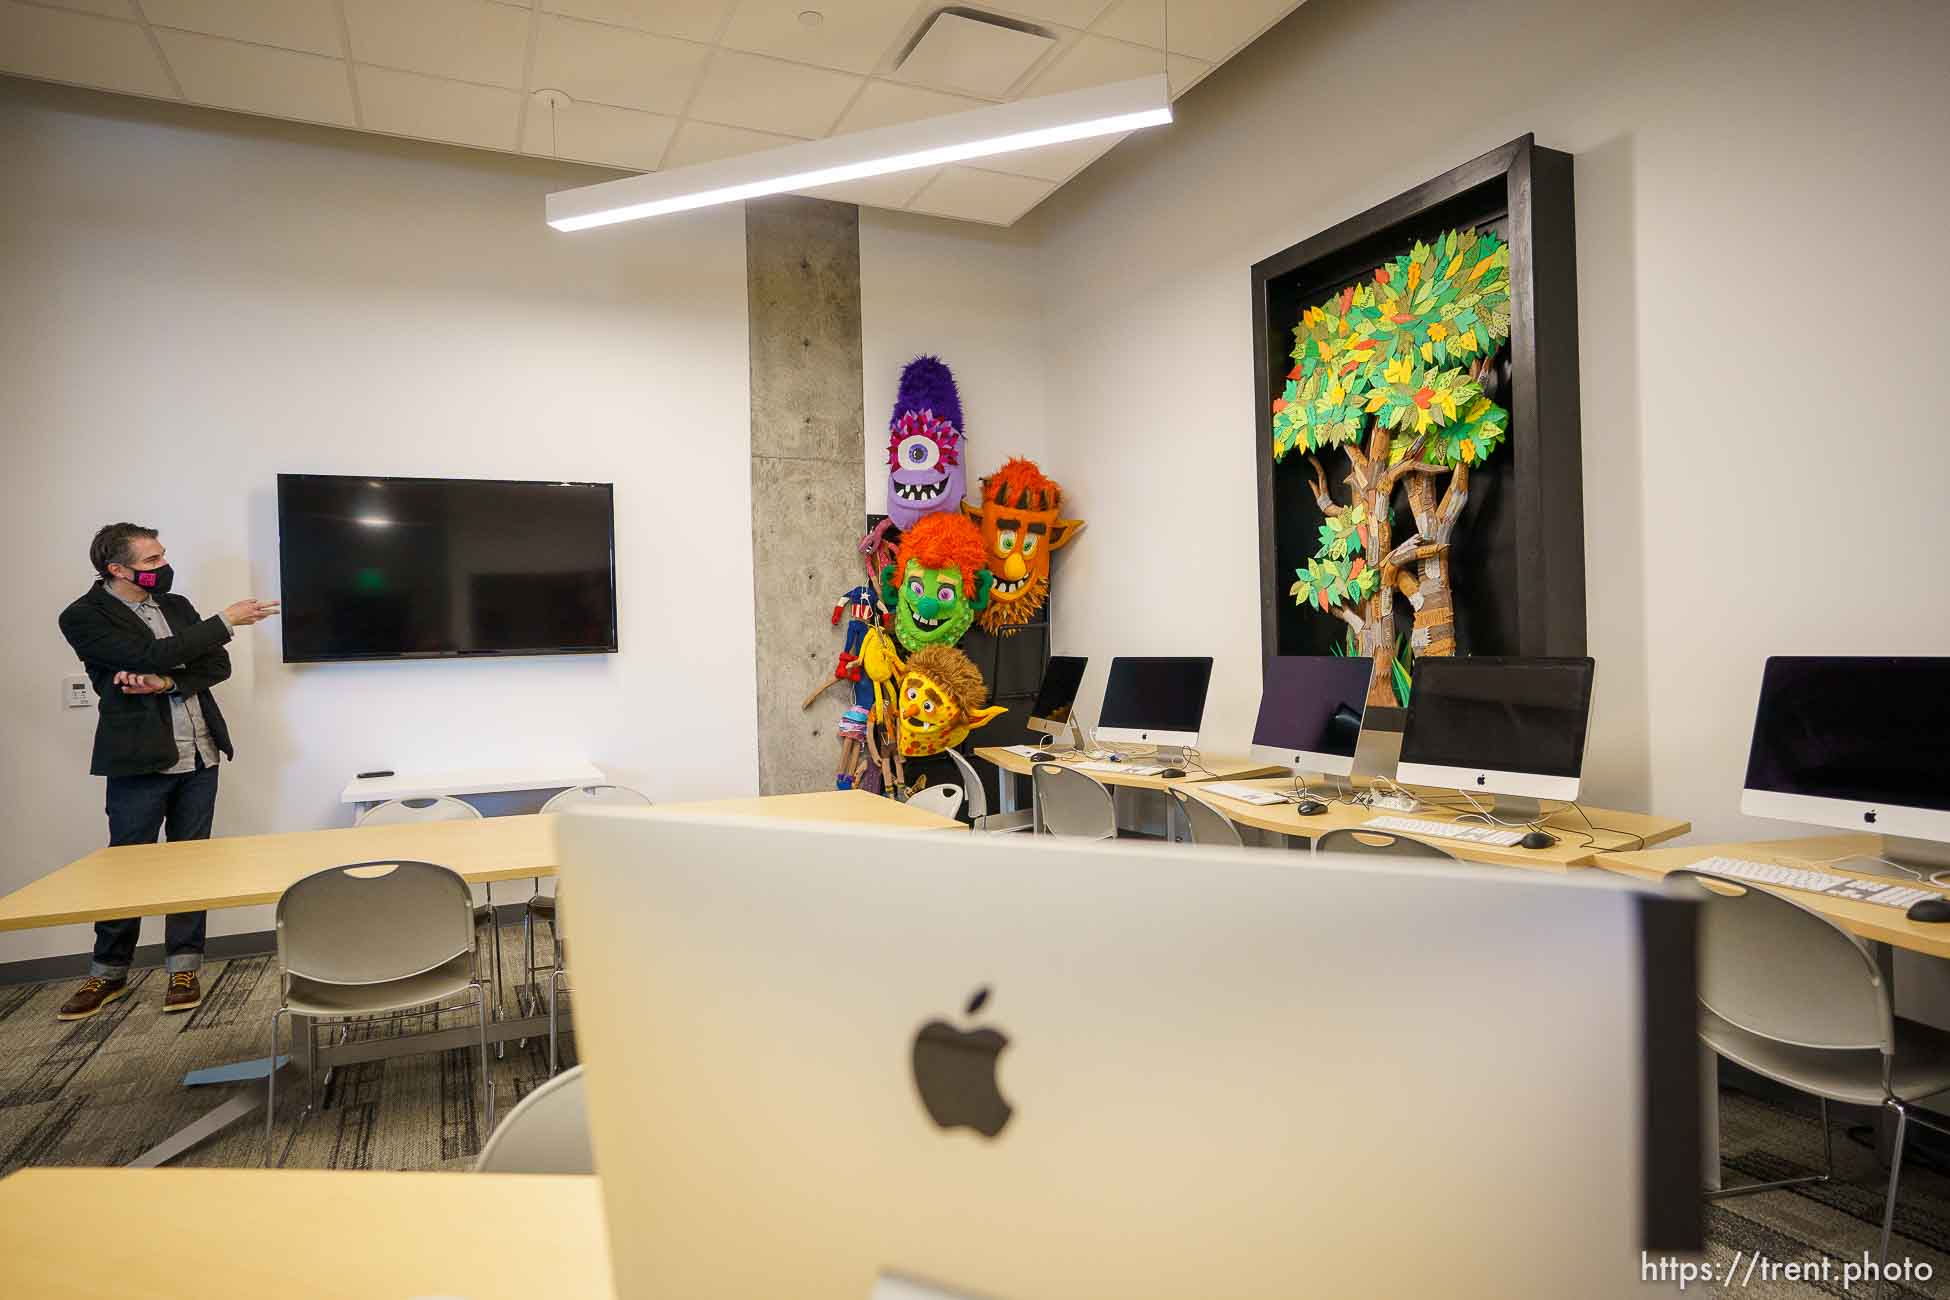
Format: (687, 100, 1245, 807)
(545, 73, 1171, 232)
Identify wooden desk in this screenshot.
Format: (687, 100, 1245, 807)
(974, 746, 1285, 791)
(0, 1168, 613, 1299)
(1188, 777, 1691, 871)
(651, 788, 968, 831)
(1601, 833, 1950, 960)
(0, 791, 962, 933)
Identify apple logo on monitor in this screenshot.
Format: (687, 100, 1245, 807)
(1476, 774, 1488, 786)
(910, 986, 1012, 1139)
(1865, 809, 1879, 825)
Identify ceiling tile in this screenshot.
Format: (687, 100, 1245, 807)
(344, 0, 529, 89)
(719, 0, 917, 76)
(976, 130, 1123, 182)
(1095, 0, 1299, 63)
(833, 80, 987, 134)
(984, 1, 1109, 25)
(659, 119, 797, 168)
(520, 96, 675, 171)
(141, 0, 342, 57)
(156, 29, 353, 125)
(531, 13, 708, 115)
(687, 49, 861, 138)
(894, 10, 1055, 99)
(1026, 33, 1206, 97)
(27, 0, 133, 16)
(907, 165, 1054, 226)
(794, 166, 938, 210)
(354, 63, 520, 150)
(0, 1, 174, 96)
(538, 0, 730, 43)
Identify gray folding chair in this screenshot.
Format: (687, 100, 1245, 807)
(1033, 763, 1117, 841)
(1312, 827, 1460, 860)
(474, 1065, 592, 1175)
(1168, 788, 1245, 848)
(356, 796, 506, 1025)
(266, 858, 491, 1166)
(1674, 869, 1950, 1296)
(905, 783, 965, 820)
(945, 748, 989, 820)
(530, 784, 651, 1035)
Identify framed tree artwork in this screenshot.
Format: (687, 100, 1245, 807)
(1251, 134, 1586, 715)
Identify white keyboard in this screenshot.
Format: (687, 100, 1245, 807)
(1072, 761, 1169, 777)
(1200, 782, 1290, 806)
(1365, 815, 1526, 847)
(1689, 857, 1939, 910)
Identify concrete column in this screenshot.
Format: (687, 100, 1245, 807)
(745, 196, 866, 794)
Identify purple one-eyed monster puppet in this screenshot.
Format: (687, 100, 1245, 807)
(885, 356, 967, 530)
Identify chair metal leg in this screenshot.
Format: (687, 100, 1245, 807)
(521, 905, 537, 1017)
(475, 981, 495, 1134)
(548, 967, 567, 1077)
(1704, 1095, 1838, 1200)
(1877, 1101, 1909, 1300)
(263, 1007, 285, 1167)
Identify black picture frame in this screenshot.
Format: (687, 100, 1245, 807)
(1250, 134, 1585, 676)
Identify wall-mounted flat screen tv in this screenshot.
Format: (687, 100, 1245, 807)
(277, 473, 618, 663)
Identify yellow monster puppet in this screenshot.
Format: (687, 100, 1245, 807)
(962, 457, 1084, 635)
(895, 645, 1006, 758)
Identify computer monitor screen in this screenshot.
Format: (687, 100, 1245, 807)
(1397, 657, 1596, 801)
(1250, 656, 1373, 776)
(1741, 657, 1950, 844)
(1096, 656, 1214, 748)
(1030, 656, 1088, 726)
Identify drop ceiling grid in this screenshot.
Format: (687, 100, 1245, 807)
(0, 0, 1302, 225)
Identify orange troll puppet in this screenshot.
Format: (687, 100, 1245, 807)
(962, 457, 1084, 635)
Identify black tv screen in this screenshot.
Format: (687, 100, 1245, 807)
(277, 474, 618, 662)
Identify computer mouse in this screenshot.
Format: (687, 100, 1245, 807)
(1519, 830, 1559, 850)
(1027, 751, 1055, 763)
(1907, 897, 1950, 924)
(1156, 767, 1187, 779)
(1293, 799, 1329, 816)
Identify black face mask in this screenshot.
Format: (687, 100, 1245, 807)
(122, 563, 174, 596)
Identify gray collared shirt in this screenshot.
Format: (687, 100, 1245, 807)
(111, 588, 220, 773)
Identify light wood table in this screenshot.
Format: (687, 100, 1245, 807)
(1186, 776, 1691, 870)
(0, 790, 962, 1167)
(1600, 833, 1950, 959)
(0, 791, 961, 933)
(974, 746, 1285, 840)
(0, 1168, 613, 1299)
(974, 746, 1284, 791)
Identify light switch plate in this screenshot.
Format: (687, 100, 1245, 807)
(63, 674, 93, 709)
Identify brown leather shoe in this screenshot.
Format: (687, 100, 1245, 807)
(162, 971, 202, 1014)
(57, 976, 129, 1021)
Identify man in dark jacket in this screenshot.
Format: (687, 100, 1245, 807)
(54, 523, 278, 1020)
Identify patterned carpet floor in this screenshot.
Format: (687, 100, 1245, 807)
(0, 933, 571, 1173)
(1, 948, 1947, 1298)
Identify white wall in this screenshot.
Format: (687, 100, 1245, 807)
(1023, 0, 1950, 844)
(0, 79, 758, 965)
(859, 209, 1056, 521)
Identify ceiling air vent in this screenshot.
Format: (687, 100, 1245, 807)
(896, 8, 1059, 99)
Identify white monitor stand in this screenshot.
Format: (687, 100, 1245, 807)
(1029, 716, 1090, 753)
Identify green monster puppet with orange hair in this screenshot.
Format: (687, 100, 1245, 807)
(880, 512, 993, 653)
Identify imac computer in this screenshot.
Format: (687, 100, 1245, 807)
(1741, 656, 1950, 878)
(1248, 656, 1373, 778)
(1026, 655, 1089, 749)
(1397, 656, 1597, 820)
(561, 809, 1699, 1299)
(1095, 656, 1214, 763)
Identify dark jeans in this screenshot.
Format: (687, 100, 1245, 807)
(90, 760, 218, 979)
